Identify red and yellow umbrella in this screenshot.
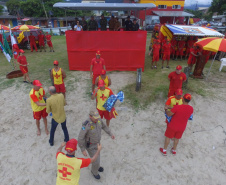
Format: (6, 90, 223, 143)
(196, 37, 226, 52)
(0, 24, 9, 30)
(11, 25, 40, 31)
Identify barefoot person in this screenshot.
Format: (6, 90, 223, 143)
(51, 61, 66, 98)
(78, 110, 115, 180)
(29, 80, 49, 136)
(56, 139, 102, 185)
(45, 32, 54, 52)
(90, 50, 106, 93)
(91, 80, 117, 127)
(160, 94, 193, 156)
(17, 49, 32, 84)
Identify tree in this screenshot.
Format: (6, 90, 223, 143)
(208, 0, 226, 15)
(185, 9, 203, 19)
(6, 0, 21, 15)
(0, 5, 3, 15)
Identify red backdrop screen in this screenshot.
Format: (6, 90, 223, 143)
(65, 31, 147, 71)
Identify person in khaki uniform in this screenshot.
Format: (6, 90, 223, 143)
(114, 17, 121, 31)
(108, 16, 115, 31)
(78, 110, 115, 180)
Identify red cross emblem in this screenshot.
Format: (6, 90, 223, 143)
(39, 93, 43, 100)
(100, 94, 107, 101)
(55, 73, 60, 79)
(58, 167, 72, 177)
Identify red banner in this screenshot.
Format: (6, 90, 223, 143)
(66, 31, 147, 71)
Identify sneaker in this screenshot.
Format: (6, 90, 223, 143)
(49, 141, 54, 146)
(161, 66, 163, 69)
(171, 148, 176, 156)
(92, 172, 100, 180)
(166, 66, 170, 69)
(98, 167, 104, 172)
(53, 50, 55, 52)
(23, 81, 28, 83)
(159, 148, 167, 156)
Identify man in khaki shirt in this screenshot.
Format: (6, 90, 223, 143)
(78, 110, 115, 180)
(46, 86, 69, 146)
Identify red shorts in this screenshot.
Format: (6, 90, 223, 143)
(39, 41, 45, 46)
(187, 56, 196, 65)
(163, 53, 170, 61)
(171, 49, 176, 55)
(97, 108, 117, 120)
(33, 108, 48, 120)
(20, 66, 28, 74)
(47, 41, 53, 47)
(152, 54, 159, 62)
(165, 126, 184, 139)
(177, 49, 184, 56)
(55, 83, 66, 93)
(92, 74, 100, 85)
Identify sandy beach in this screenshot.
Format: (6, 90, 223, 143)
(1, 71, 226, 185)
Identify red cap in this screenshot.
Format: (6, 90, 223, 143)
(65, 139, 77, 153)
(176, 65, 182, 70)
(53, 60, 59, 65)
(175, 89, 183, 96)
(19, 49, 25, 53)
(101, 69, 106, 75)
(96, 50, 101, 55)
(183, 93, 192, 101)
(98, 80, 105, 87)
(46, 32, 48, 34)
(33, 80, 42, 86)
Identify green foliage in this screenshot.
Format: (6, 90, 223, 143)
(6, 0, 20, 15)
(208, 0, 226, 15)
(0, 5, 3, 15)
(185, 9, 203, 19)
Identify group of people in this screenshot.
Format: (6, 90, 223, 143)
(28, 31, 54, 52)
(28, 50, 118, 184)
(149, 35, 214, 73)
(72, 15, 139, 31)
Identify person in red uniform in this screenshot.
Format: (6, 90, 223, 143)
(90, 50, 106, 93)
(160, 94, 193, 156)
(187, 45, 201, 73)
(28, 33, 38, 52)
(38, 32, 46, 52)
(149, 40, 161, 69)
(45, 32, 54, 52)
(176, 37, 186, 61)
(161, 36, 167, 59)
(168, 65, 187, 97)
(185, 36, 194, 59)
(162, 39, 171, 69)
(170, 37, 177, 60)
(12, 44, 20, 69)
(17, 49, 32, 84)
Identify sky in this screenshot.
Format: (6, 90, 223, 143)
(184, 0, 212, 6)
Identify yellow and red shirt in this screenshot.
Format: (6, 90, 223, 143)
(165, 95, 183, 109)
(98, 76, 109, 87)
(52, 68, 63, 85)
(29, 87, 46, 112)
(56, 152, 91, 185)
(96, 87, 114, 111)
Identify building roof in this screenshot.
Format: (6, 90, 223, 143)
(53, 2, 156, 11)
(153, 11, 194, 17)
(198, 7, 209, 11)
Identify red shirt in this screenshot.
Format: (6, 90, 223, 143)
(163, 43, 171, 54)
(168, 71, 186, 89)
(38, 35, 45, 42)
(162, 39, 167, 46)
(17, 56, 27, 65)
(187, 40, 193, 48)
(168, 104, 193, 131)
(153, 44, 160, 55)
(28, 35, 36, 42)
(171, 40, 177, 47)
(178, 40, 185, 49)
(91, 58, 105, 75)
(46, 34, 51, 42)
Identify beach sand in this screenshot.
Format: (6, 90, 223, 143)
(1, 71, 226, 185)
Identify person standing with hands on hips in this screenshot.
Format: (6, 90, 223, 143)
(78, 110, 115, 180)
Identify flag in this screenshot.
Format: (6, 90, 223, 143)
(0, 42, 11, 62)
(9, 24, 19, 58)
(2, 30, 12, 57)
(17, 31, 25, 44)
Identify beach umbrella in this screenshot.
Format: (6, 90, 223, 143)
(195, 37, 226, 79)
(11, 25, 40, 44)
(0, 25, 9, 31)
(11, 25, 40, 31)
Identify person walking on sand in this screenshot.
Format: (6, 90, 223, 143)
(29, 80, 49, 136)
(160, 94, 193, 156)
